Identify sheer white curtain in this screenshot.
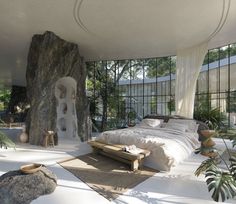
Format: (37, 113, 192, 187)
(175, 42, 208, 118)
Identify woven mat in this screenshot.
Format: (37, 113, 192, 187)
(58, 153, 157, 201)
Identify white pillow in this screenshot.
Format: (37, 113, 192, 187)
(160, 122, 167, 128)
(168, 119, 197, 132)
(139, 118, 163, 128)
(165, 122, 188, 132)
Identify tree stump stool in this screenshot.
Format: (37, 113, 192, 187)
(42, 130, 55, 147)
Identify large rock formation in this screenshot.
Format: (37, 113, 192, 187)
(0, 167, 57, 204)
(26, 31, 90, 145)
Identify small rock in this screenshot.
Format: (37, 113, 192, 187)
(0, 167, 57, 204)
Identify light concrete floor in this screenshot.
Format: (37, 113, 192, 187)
(0, 137, 236, 204)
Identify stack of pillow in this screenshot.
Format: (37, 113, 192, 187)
(165, 119, 199, 133)
(137, 118, 199, 133)
(138, 118, 163, 128)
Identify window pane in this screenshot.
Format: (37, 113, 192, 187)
(198, 71, 208, 93)
(220, 46, 229, 91)
(118, 60, 130, 96)
(87, 42, 236, 130)
(131, 59, 143, 97)
(230, 44, 236, 90)
(157, 57, 170, 77)
(209, 68, 219, 93)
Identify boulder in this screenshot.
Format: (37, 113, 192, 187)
(26, 31, 90, 144)
(0, 167, 57, 204)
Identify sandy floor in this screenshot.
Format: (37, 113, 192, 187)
(0, 137, 236, 204)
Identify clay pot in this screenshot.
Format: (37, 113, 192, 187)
(203, 138, 216, 147)
(20, 163, 43, 174)
(201, 130, 216, 137)
(19, 125, 28, 143)
(201, 151, 218, 158)
(19, 132, 28, 143)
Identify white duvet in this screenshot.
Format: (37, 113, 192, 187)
(95, 126, 200, 171)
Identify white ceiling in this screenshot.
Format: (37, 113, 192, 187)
(0, 0, 236, 86)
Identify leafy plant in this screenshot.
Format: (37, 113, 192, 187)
(194, 103, 226, 129)
(0, 131, 15, 149)
(0, 89, 11, 111)
(195, 129, 236, 202)
(127, 110, 137, 126)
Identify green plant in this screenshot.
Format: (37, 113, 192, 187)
(127, 110, 137, 126)
(0, 89, 11, 111)
(167, 97, 175, 113)
(0, 131, 15, 149)
(194, 104, 226, 129)
(195, 129, 236, 202)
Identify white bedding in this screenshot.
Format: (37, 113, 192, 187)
(95, 126, 200, 171)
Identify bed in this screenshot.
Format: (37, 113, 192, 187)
(95, 115, 208, 171)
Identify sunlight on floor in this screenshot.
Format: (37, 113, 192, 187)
(0, 138, 236, 204)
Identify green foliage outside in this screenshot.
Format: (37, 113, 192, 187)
(87, 44, 236, 132)
(203, 44, 236, 65)
(127, 110, 137, 126)
(145, 57, 175, 78)
(87, 61, 127, 131)
(150, 96, 157, 114)
(226, 90, 236, 113)
(86, 57, 176, 131)
(167, 97, 175, 113)
(0, 89, 11, 111)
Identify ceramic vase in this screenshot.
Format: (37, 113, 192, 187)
(19, 125, 28, 143)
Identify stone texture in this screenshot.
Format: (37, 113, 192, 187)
(0, 167, 57, 204)
(26, 31, 90, 145)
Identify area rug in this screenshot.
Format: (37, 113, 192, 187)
(58, 153, 158, 200)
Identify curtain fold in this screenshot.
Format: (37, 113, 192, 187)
(175, 42, 208, 118)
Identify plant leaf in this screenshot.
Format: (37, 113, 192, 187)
(194, 147, 201, 154)
(230, 155, 236, 180)
(0, 131, 15, 149)
(205, 169, 236, 202)
(229, 132, 236, 147)
(195, 158, 218, 177)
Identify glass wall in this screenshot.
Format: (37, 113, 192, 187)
(87, 43, 236, 131)
(196, 44, 236, 127)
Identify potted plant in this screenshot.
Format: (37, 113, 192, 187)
(195, 128, 236, 202)
(194, 104, 226, 129)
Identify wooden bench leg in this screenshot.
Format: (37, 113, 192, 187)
(91, 147, 99, 153)
(138, 159, 144, 169)
(43, 135, 48, 147)
(131, 160, 139, 171)
(48, 134, 54, 147)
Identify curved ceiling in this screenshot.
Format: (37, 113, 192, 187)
(0, 0, 236, 86)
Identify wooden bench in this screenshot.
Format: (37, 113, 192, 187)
(88, 141, 150, 171)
